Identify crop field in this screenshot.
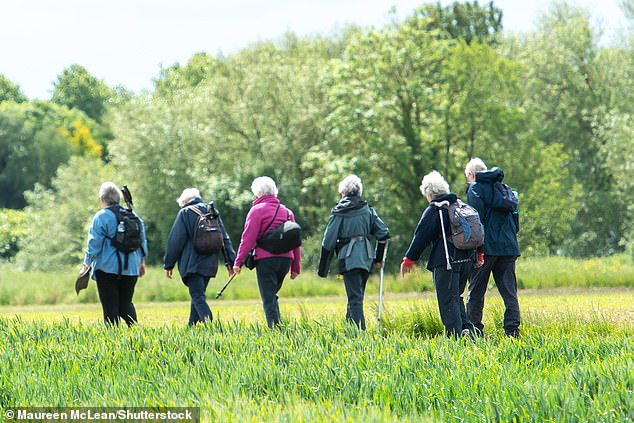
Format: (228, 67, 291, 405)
(0, 287, 632, 422)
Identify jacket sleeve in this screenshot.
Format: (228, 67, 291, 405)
(317, 214, 342, 277)
(234, 207, 260, 268)
(467, 185, 487, 253)
(163, 210, 188, 270)
(370, 207, 390, 263)
(288, 210, 301, 274)
(84, 211, 108, 266)
(217, 213, 236, 267)
(404, 206, 439, 261)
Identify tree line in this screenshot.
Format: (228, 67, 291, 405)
(1, 1, 634, 272)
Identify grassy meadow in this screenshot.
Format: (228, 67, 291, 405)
(0, 255, 632, 422)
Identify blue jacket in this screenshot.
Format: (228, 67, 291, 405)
(84, 205, 148, 278)
(404, 193, 474, 271)
(467, 167, 520, 256)
(164, 197, 236, 281)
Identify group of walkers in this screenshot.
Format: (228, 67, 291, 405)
(81, 158, 521, 338)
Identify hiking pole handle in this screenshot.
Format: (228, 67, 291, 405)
(216, 273, 237, 299)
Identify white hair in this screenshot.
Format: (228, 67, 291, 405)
(419, 171, 450, 199)
(465, 157, 487, 177)
(177, 188, 200, 208)
(251, 176, 278, 197)
(338, 174, 363, 196)
(99, 182, 120, 206)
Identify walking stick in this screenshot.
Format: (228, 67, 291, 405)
(377, 239, 389, 332)
(216, 273, 237, 299)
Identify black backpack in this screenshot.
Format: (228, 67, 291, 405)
(257, 204, 302, 254)
(187, 203, 224, 255)
(107, 206, 144, 274)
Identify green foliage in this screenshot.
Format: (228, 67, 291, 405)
(0, 74, 26, 103)
(15, 156, 115, 271)
(0, 209, 27, 260)
(0, 111, 73, 208)
(51, 64, 112, 123)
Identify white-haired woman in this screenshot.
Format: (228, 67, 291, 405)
(81, 182, 147, 327)
(164, 188, 236, 326)
(400, 171, 475, 338)
(317, 175, 390, 330)
(233, 177, 301, 328)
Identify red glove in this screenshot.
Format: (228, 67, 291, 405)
(475, 252, 485, 269)
(400, 257, 416, 278)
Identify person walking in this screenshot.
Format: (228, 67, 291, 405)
(317, 175, 389, 330)
(232, 177, 301, 328)
(80, 182, 147, 327)
(400, 171, 475, 338)
(164, 188, 236, 326)
(464, 158, 521, 337)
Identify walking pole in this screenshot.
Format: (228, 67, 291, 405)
(377, 239, 389, 332)
(216, 273, 237, 299)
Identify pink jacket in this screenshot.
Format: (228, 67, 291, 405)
(234, 194, 301, 274)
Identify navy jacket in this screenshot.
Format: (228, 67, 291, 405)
(467, 167, 520, 256)
(164, 197, 236, 281)
(404, 193, 474, 271)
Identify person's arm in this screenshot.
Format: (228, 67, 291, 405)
(233, 207, 260, 271)
(84, 211, 107, 267)
(317, 214, 342, 277)
(163, 210, 188, 274)
(370, 207, 390, 267)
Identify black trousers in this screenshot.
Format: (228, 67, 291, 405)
(343, 269, 370, 330)
(255, 257, 292, 328)
(184, 273, 213, 326)
(467, 255, 520, 336)
(432, 262, 471, 338)
(95, 270, 137, 327)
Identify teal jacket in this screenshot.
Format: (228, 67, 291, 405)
(467, 167, 520, 257)
(318, 194, 390, 276)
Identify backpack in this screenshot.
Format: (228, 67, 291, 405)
(491, 182, 518, 212)
(433, 200, 484, 250)
(107, 206, 144, 275)
(187, 203, 224, 255)
(257, 204, 302, 254)
(108, 206, 143, 253)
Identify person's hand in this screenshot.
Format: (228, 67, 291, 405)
(290, 271, 299, 280)
(165, 268, 173, 279)
(474, 252, 485, 269)
(373, 262, 383, 269)
(138, 260, 146, 277)
(233, 265, 241, 276)
(400, 257, 415, 278)
(79, 264, 90, 276)
(226, 264, 235, 276)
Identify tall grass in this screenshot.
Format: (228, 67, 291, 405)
(0, 310, 631, 422)
(0, 254, 633, 306)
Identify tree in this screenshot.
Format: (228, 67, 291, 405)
(0, 112, 73, 208)
(51, 65, 112, 123)
(0, 75, 26, 103)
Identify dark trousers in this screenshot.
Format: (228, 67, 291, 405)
(255, 257, 292, 328)
(432, 262, 471, 338)
(467, 255, 520, 336)
(184, 273, 213, 326)
(95, 270, 137, 327)
(343, 269, 370, 330)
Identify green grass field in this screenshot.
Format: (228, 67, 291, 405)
(0, 288, 632, 422)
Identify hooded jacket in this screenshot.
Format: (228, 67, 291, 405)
(404, 193, 474, 271)
(467, 167, 520, 256)
(164, 197, 236, 282)
(318, 194, 390, 276)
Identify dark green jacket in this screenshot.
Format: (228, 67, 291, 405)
(467, 167, 520, 257)
(318, 195, 390, 276)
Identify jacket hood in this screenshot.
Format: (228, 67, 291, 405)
(252, 194, 280, 207)
(184, 197, 204, 207)
(432, 193, 457, 203)
(475, 167, 504, 184)
(332, 194, 367, 214)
